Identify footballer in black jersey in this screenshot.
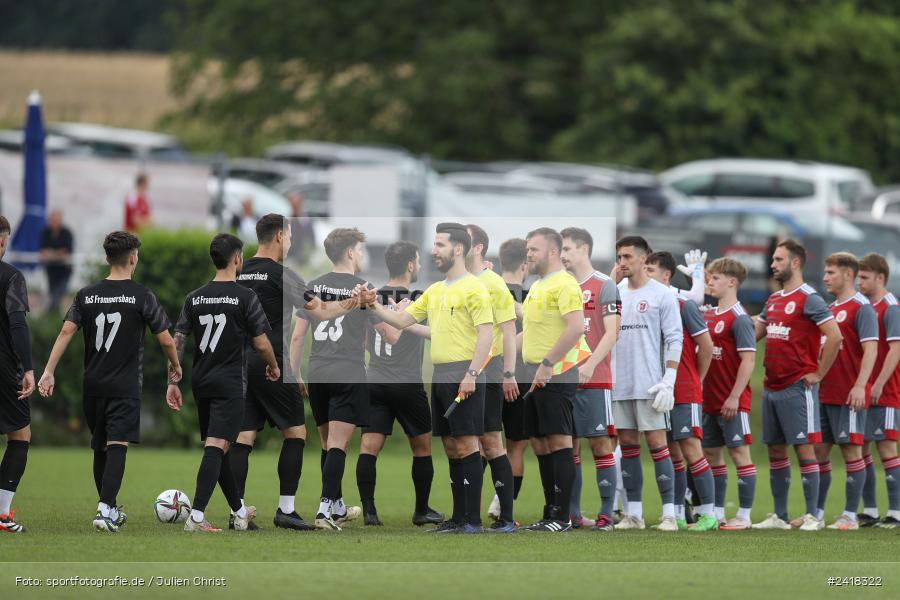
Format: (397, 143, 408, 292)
(39, 231, 181, 532)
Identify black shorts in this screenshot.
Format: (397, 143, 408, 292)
(243, 354, 305, 432)
(502, 383, 530, 442)
(363, 382, 431, 437)
(483, 356, 504, 433)
(198, 396, 244, 443)
(523, 363, 577, 438)
(84, 396, 140, 450)
(0, 383, 29, 435)
(431, 361, 485, 437)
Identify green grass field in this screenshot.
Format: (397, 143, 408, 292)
(1, 446, 898, 599)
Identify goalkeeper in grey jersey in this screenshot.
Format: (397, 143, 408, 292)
(612, 236, 683, 531)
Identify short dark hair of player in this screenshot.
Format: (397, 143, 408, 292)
(103, 231, 141, 267)
(647, 251, 677, 277)
(466, 224, 489, 256)
(136, 173, 148, 187)
(436, 222, 471, 256)
(859, 252, 890, 283)
(0, 215, 10, 237)
(526, 227, 562, 252)
(385, 241, 419, 278)
(777, 239, 807, 267)
(615, 235, 651, 255)
(209, 233, 244, 269)
(707, 257, 748, 285)
(560, 227, 593, 256)
(256, 213, 285, 244)
(825, 252, 859, 277)
(499, 238, 526, 273)
(324, 228, 366, 264)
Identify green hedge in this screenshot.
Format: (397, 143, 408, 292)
(27, 228, 295, 448)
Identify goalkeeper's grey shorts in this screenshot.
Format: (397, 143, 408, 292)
(612, 399, 670, 432)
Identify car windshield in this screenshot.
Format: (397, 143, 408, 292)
(671, 172, 815, 199)
(798, 213, 864, 240)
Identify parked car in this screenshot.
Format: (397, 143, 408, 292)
(267, 140, 431, 218)
(0, 129, 90, 155)
(660, 158, 875, 216)
(225, 158, 330, 217)
(662, 205, 864, 241)
(206, 177, 291, 229)
(47, 122, 189, 161)
(509, 162, 673, 219)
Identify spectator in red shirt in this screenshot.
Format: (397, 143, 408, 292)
(124, 173, 152, 232)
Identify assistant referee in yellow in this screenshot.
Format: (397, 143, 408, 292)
(519, 227, 585, 533)
(369, 223, 493, 534)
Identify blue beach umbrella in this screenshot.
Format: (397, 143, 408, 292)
(11, 90, 47, 268)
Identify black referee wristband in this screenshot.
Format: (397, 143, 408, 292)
(541, 358, 553, 368)
(503, 371, 515, 379)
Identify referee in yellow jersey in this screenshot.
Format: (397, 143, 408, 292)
(519, 227, 585, 532)
(369, 223, 493, 534)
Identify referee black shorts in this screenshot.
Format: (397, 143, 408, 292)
(523, 363, 577, 438)
(431, 361, 485, 438)
(0, 381, 29, 435)
(198, 396, 244, 443)
(363, 382, 431, 437)
(83, 396, 141, 450)
(243, 354, 306, 432)
(483, 356, 504, 433)
(502, 382, 530, 442)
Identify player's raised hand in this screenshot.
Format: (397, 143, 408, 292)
(847, 384, 866, 411)
(38, 371, 55, 397)
(677, 249, 708, 278)
(354, 283, 377, 308)
(18, 371, 35, 400)
(168, 362, 183, 384)
(266, 364, 281, 382)
(166, 384, 183, 411)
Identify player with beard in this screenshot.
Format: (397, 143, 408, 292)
(290, 228, 376, 531)
(167, 233, 279, 533)
(357, 241, 442, 527)
(520, 228, 585, 532)
(368, 223, 493, 533)
(558, 227, 621, 531)
(752, 240, 842, 531)
(232, 214, 364, 531)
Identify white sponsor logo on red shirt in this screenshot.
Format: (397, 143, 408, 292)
(714, 320, 725, 334)
(836, 310, 847, 323)
(785, 301, 797, 315)
(767, 322, 791, 341)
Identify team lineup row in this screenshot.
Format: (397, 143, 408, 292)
(0, 213, 897, 534)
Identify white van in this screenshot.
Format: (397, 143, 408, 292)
(660, 158, 874, 215)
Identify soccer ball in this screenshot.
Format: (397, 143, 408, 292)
(154, 489, 192, 523)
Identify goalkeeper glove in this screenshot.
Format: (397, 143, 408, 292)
(676, 249, 707, 279)
(648, 367, 677, 413)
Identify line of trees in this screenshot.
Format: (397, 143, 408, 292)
(7, 1, 900, 181)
